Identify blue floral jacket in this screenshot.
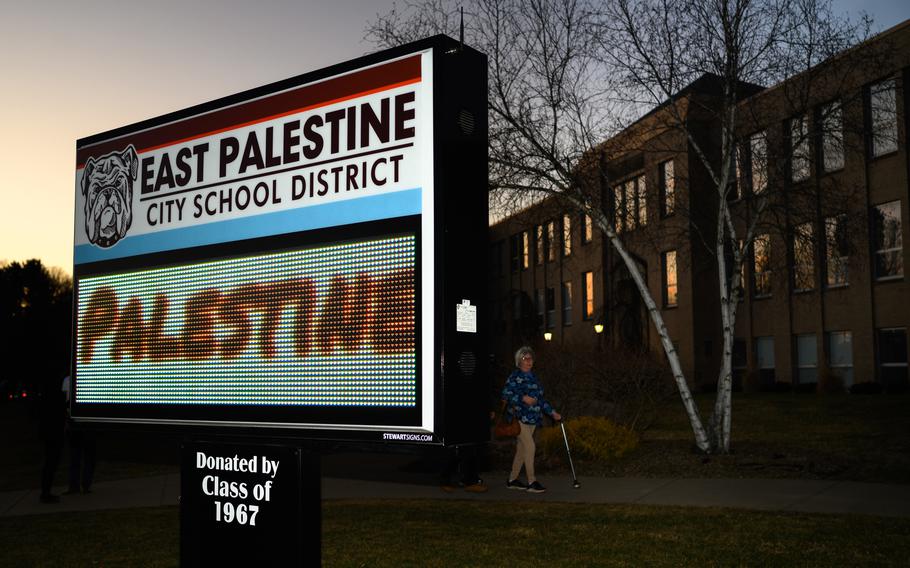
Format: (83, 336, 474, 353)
(501, 369, 555, 426)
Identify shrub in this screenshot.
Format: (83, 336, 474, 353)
(539, 416, 639, 463)
(850, 382, 883, 395)
(531, 343, 675, 432)
(793, 382, 818, 394)
(817, 370, 845, 394)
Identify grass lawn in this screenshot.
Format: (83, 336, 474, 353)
(525, 392, 910, 483)
(1, 501, 908, 567)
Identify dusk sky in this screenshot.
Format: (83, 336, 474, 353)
(1, 0, 907, 275)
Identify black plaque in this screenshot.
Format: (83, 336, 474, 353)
(180, 441, 319, 566)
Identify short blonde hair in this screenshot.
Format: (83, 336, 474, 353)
(514, 345, 535, 367)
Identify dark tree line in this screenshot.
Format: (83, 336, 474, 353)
(0, 260, 72, 399)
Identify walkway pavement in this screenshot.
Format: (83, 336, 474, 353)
(3, 472, 909, 518)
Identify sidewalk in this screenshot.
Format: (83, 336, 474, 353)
(3, 473, 909, 518)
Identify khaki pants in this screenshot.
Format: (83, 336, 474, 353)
(509, 422, 537, 483)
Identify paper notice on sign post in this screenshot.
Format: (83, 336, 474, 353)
(456, 300, 477, 333)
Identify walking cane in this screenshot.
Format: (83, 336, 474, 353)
(559, 420, 581, 489)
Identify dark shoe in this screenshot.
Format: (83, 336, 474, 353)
(506, 478, 527, 490)
(526, 481, 547, 494)
(464, 483, 488, 493)
(39, 493, 60, 504)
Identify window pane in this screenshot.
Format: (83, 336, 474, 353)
(583, 271, 595, 319)
(797, 334, 818, 384)
(661, 160, 676, 215)
(751, 132, 768, 194)
(878, 328, 908, 388)
(825, 215, 849, 287)
(871, 78, 898, 157)
(663, 250, 678, 307)
(583, 214, 593, 243)
(756, 337, 775, 369)
(509, 234, 520, 272)
(522, 231, 530, 269)
(822, 102, 844, 172)
(545, 287, 555, 329)
(828, 331, 854, 385)
(536, 225, 544, 265)
(793, 222, 815, 291)
(637, 175, 647, 226)
(625, 180, 637, 229)
(562, 281, 573, 326)
(753, 234, 772, 296)
(547, 221, 557, 262)
(873, 200, 903, 279)
(613, 185, 624, 233)
(790, 115, 810, 183)
(563, 214, 572, 257)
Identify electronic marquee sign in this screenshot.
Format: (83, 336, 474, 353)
(71, 35, 489, 445)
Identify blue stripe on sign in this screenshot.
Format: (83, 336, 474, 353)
(74, 187, 422, 265)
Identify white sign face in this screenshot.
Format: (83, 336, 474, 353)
(74, 52, 434, 266)
(73, 48, 438, 436)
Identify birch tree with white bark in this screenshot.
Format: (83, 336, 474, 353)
(366, 0, 871, 453)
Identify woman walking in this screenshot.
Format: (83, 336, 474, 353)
(501, 346, 561, 493)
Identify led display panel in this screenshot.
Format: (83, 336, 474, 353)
(71, 35, 488, 444)
(76, 235, 417, 407)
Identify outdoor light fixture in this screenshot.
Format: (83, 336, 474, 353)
(594, 323, 604, 334)
(544, 332, 553, 341)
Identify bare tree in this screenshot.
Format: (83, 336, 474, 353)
(365, 0, 873, 453)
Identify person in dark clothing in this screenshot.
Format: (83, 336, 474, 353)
(38, 376, 67, 504)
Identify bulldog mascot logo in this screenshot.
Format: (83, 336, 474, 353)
(81, 145, 138, 248)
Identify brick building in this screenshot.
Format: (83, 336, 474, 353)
(488, 20, 910, 391)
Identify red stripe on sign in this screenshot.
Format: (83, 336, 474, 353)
(76, 55, 422, 167)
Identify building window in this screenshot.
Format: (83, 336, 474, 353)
(750, 131, 768, 194)
(509, 234, 520, 272)
(728, 144, 742, 201)
(753, 234, 772, 297)
(536, 225, 544, 265)
(582, 214, 594, 243)
(828, 331, 854, 386)
(792, 222, 815, 292)
(614, 175, 647, 232)
(872, 200, 903, 279)
(582, 271, 595, 320)
(732, 338, 747, 388)
(821, 101, 844, 172)
(662, 250, 678, 307)
(790, 114, 810, 183)
(492, 240, 504, 276)
(562, 281, 573, 326)
(795, 334, 818, 384)
(545, 287, 556, 329)
(636, 175, 647, 226)
(756, 336, 775, 385)
(521, 231, 530, 269)
(547, 221, 557, 262)
(878, 328, 908, 389)
(562, 214, 572, 257)
(870, 78, 898, 158)
(613, 184, 625, 233)
(825, 215, 849, 287)
(536, 288, 545, 328)
(660, 160, 675, 215)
